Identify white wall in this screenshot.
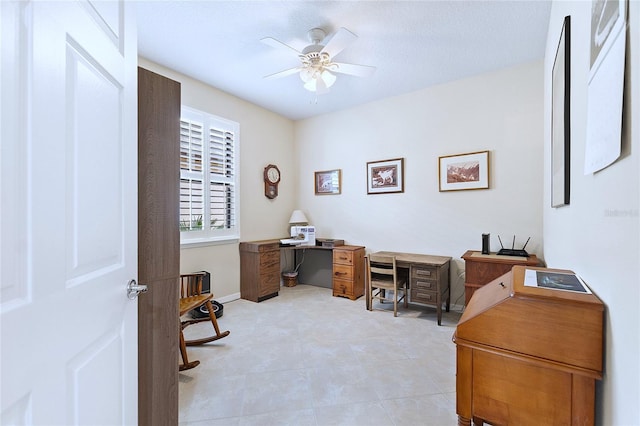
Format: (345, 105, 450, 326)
(543, 2, 640, 424)
(294, 61, 545, 307)
(138, 58, 296, 300)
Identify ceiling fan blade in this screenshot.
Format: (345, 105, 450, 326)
(331, 62, 376, 78)
(321, 27, 357, 58)
(264, 66, 302, 80)
(261, 37, 301, 56)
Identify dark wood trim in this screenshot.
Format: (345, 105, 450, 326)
(138, 67, 181, 425)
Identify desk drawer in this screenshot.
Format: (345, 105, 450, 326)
(260, 272, 280, 296)
(333, 250, 355, 266)
(333, 278, 353, 296)
(411, 288, 438, 305)
(260, 251, 280, 270)
(333, 264, 354, 280)
(411, 265, 437, 280)
(412, 279, 437, 292)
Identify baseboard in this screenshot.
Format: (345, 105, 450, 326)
(450, 303, 466, 314)
(214, 292, 240, 304)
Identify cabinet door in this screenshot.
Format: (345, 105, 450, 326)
(259, 250, 280, 296)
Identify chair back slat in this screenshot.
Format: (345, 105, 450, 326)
(367, 254, 398, 286)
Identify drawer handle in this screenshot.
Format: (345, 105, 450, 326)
(335, 271, 347, 276)
(415, 270, 432, 276)
(416, 293, 432, 300)
(416, 281, 433, 288)
(338, 256, 349, 261)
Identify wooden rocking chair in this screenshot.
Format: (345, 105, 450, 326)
(179, 272, 230, 371)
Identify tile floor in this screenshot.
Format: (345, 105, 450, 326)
(179, 284, 462, 425)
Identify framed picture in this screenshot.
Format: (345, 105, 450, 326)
(552, 15, 571, 207)
(314, 169, 341, 195)
(438, 150, 489, 192)
(367, 158, 404, 194)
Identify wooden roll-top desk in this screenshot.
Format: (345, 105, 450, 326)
(453, 266, 604, 426)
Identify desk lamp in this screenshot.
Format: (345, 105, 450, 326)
(288, 210, 309, 237)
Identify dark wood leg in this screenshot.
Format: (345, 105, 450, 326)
(472, 416, 484, 426)
(458, 415, 471, 426)
(446, 265, 451, 312)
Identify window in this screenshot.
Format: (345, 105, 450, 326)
(180, 106, 239, 245)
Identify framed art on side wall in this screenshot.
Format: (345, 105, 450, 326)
(438, 151, 489, 192)
(315, 169, 341, 195)
(367, 158, 404, 194)
(552, 15, 571, 207)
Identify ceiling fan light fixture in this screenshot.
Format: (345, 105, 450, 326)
(299, 68, 314, 83)
(321, 70, 336, 87)
(303, 70, 336, 93)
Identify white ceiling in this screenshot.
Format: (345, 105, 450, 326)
(135, 1, 552, 121)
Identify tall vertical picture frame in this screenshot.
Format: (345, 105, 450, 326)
(551, 15, 571, 207)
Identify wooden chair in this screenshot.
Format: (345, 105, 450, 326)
(179, 272, 230, 371)
(366, 254, 408, 317)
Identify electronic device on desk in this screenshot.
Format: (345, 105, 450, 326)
(316, 238, 344, 248)
(281, 225, 316, 246)
(497, 235, 531, 257)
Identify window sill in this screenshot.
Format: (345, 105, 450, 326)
(180, 236, 239, 249)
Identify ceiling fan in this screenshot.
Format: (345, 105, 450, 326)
(261, 27, 376, 94)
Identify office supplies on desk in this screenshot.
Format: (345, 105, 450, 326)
(280, 238, 302, 245)
(316, 238, 344, 248)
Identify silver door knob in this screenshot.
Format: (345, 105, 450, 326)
(127, 279, 148, 300)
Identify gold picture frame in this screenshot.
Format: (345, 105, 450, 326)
(314, 169, 341, 195)
(438, 151, 490, 192)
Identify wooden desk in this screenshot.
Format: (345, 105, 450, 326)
(453, 266, 603, 425)
(239, 240, 365, 302)
(370, 251, 451, 325)
(461, 250, 539, 305)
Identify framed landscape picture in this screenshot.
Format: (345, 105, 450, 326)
(367, 158, 404, 194)
(314, 169, 341, 195)
(438, 150, 489, 191)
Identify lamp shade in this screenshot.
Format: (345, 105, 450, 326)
(288, 210, 308, 224)
(303, 70, 336, 92)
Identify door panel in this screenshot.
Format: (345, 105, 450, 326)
(1, 1, 138, 424)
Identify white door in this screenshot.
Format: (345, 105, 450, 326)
(1, 1, 138, 424)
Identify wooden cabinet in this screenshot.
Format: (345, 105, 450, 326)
(239, 240, 281, 302)
(454, 266, 604, 426)
(332, 245, 365, 300)
(461, 250, 539, 305)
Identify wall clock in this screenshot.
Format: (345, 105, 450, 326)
(263, 164, 280, 199)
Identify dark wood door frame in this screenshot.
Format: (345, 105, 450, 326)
(137, 67, 181, 425)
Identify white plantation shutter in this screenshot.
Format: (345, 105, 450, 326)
(180, 107, 239, 243)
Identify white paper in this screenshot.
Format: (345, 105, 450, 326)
(524, 269, 592, 294)
(584, 0, 626, 174)
(524, 268, 538, 287)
